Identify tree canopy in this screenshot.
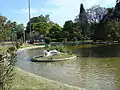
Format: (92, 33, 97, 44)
(91, 1, 120, 42)
(26, 14, 62, 41)
(0, 15, 25, 41)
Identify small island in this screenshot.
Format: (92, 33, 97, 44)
(31, 46, 76, 62)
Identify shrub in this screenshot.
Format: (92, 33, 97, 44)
(45, 46, 71, 53)
(0, 46, 17, 90)
(15, 42, 20, 49)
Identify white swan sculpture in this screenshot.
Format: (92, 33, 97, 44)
(44, 50, 60, 57)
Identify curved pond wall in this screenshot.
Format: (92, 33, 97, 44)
(17, 44, 120, 90)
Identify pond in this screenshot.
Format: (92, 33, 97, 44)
(16, 44, 120, 90)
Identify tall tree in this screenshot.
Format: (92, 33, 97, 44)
(92, 1, 120, 42)
(86, 5, 108, 36)
(26, 14, 50, 33)
(32, 22, 50, 36)
(0, 15, 18, 90)
(49, 23, 62, 39)
(63, 20, 74, 40)
(114, 0, 120, 21)
(0, 16, 10, 41)
(75, 4, 88, 23)
(103, 1, 120, 22)
(79, 4, 89, 39)
(74, 4, 91, 40)
(26, 14, 52, 38)
(79, 4, 88, 23)
(63, 20, 82, 40)
(16, 24, 24, 39)
(87, 5, 108, 23)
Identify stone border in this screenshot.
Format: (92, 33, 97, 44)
(31, 55, 76, 62)
(17, 45, 45, 52)
(16, 45, 85, 90)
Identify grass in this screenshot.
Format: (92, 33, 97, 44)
(20, 44, 38, 48)
(10, 68, 81, 90)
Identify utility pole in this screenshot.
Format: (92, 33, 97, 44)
(28, 0, 31, 40)
(23, 28, 26, 43)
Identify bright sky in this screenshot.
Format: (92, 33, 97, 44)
(0, 0, 116, 26)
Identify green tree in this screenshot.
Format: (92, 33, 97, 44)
(92, 21, 107, 41)
(49, 24, 62, 40)
(114, 0, 120, 21)
(0, 15, 18, 90)
(26, 14, 51, 36)
(32, 22, 50, 36)
(87, 5, 108, 38)
(87, 5, 108, 23)
(92, 1, 120, 42)
(63, 20, 82, 41)
(105, 21, 120, 41)
(0, 16, 11, 41)
(75, 4, 89, 40)
(73, 22, 82, 40)
(5, 21, 24, 41)
(63, 20, 74, 40)
(16, 24, 24, 39)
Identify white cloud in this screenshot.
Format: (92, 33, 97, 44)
(46, 0, 115, 25)
(46, 0, 116, 9)
(44, 0, 116, 26)
(16, 0, 116, 26)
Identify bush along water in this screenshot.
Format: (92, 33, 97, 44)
(45, 46, 73, 54)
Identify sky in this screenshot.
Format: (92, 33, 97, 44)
(0, 0, 116, 27)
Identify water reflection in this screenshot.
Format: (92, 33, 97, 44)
(75, 57, 120, 90)
(16, 44, 120, 90)
(66, 44, 120, 57)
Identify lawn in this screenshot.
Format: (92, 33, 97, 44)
(10, 68, 81, 90)
(20, 44, 38, 48)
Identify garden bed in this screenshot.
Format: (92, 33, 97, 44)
(31, 53, 76, 62)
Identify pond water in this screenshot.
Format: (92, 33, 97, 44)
(17, 44, 120, 90)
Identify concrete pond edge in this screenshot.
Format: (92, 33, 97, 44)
(16, 45, 85, 90)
